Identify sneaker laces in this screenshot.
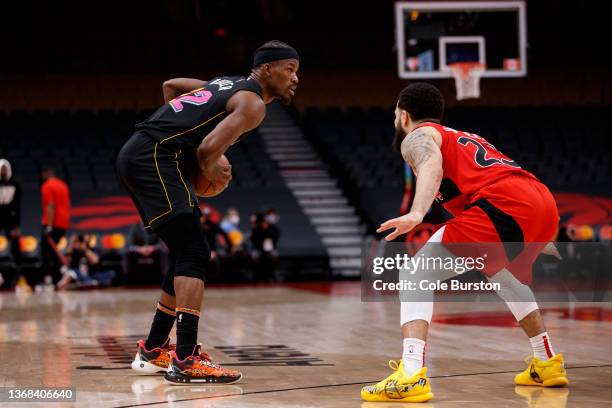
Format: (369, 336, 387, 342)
(388, 360, 401, 373)
(192, 345, 220, 368)
(388, 360, 400, 371)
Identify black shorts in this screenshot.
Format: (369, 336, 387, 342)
(116, 132, 200, 231)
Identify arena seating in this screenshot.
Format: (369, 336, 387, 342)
(302, 105, 612, 229)
(1, 106, 609, 256)
(0, 109, 326, 259)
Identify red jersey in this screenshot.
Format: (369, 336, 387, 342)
(416, 123, 539, 216)
(41, 177, 71, 229)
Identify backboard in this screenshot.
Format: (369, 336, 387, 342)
(396, 1, 527, 79)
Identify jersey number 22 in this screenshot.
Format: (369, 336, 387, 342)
(170, 90, 213, 113)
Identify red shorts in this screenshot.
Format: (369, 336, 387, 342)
(441, 175, 559, 284)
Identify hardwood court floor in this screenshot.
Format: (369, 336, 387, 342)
(0, 282, 611, 407)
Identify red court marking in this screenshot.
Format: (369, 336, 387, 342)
(286, 282, 612, 326)
(286, 281, 361, 296)
(433, 307, 612, 327)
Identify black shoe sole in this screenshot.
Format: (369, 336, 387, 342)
(164, 370, 242, 385)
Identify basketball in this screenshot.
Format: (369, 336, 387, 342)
(191, 155, 231, 197)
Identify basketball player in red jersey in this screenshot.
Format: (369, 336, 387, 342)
(361, 83, 568, 403)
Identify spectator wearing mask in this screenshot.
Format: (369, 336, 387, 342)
(220, 208, 241, 233)
(0, 159, 21, 265)
(220, 207, 245, 249)
(264, 207, 281, 229)
(219, 207, 248, 279)
(40, 167, 71, 283)
(249, 211, 280, 282)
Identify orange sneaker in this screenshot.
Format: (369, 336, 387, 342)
(131, 338, 175, 374)
(164, 345, 242, 385)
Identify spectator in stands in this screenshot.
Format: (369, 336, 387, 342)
(264, 207, 280, 228)
(220, 207, 245, 251)
(249, 211, 280, 282)
(218, 207, 248, 280)
(56, 234, 115, 290)
(40, 166, 71, 283)
(0, 159, 21, 268)
(126, 222, 165, 283)
(220, 208, 242, 235)
(200, 208, 233, 279)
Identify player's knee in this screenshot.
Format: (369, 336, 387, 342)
(173, 240, 210, 282)
(401, 302, 433, 325)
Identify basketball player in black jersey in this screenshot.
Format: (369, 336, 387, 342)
(116, 40, 299, 385)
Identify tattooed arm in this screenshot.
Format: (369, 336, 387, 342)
(401, 126, 443, 216)
(377, 126, 443, 241)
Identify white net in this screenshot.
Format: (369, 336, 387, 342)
(449, 62, 484, 100)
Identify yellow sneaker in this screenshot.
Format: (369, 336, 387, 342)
(361, 360, 433, 403)
(515, 353, 569, 387)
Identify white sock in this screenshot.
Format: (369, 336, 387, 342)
(402, 338, 425, 376)
(529, 332, 555, 360)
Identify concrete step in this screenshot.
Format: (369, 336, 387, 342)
(277, 160, 323, 168)
(322, 236, 363, 246)
(327, 246, 362, 257)
(260, 135, 303, 142)
(292, 189, 343, 197)
(315, 225, 361, 235)
(304, 207, 355, 216)
(267, 140, 310, 147)
(310, 215, 360, 225)
(281, 170, 327, 178)
(332, 269, 361, 277)
(269, 153, 318, 161)
(298, 196, 348, 206)
(330, 257, 363, 269)
(287, 180, 336, 188)
(265, 147, 314, 154)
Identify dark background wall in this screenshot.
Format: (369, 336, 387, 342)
(1, 0, 609, 110)
(3, 0, 609, 73)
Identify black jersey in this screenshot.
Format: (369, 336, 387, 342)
(135, 75, 263, 151)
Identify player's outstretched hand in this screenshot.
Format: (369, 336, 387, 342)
(203, 160, 232, 188)
(377, 211, 424, 241)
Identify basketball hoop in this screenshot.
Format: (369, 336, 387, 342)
(449, 62, 484, 101)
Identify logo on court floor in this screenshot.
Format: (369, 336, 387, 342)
(215, 345, 333, 366)
(72, 336, 332, 369)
